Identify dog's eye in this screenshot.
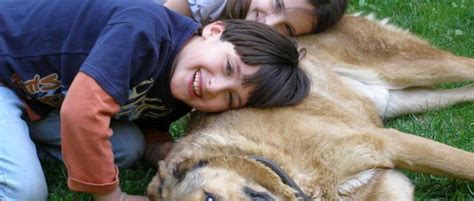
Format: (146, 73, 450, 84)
(204, 192, 216, 201)
(244, 187, 274, 201)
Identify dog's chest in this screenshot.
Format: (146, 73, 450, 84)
(339, 75, 390, 116)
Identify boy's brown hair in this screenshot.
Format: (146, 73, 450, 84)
(219, 19, 310, 108)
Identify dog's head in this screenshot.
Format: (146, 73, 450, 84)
(147, 156, 302, 201)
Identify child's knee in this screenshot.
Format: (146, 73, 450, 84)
(115, 139, 145, 168)
(0, 166, 48, 201)
(110, 121, 145, 168)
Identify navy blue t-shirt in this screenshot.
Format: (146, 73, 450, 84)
(0, 0, 200, 130)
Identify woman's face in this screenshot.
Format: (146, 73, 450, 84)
(245, 0, 315, 36)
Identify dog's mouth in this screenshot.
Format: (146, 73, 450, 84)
(152, 156, 306, 201)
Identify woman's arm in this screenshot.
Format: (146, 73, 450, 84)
(163, 0, 228, 25)
(164, 0, 192, 17)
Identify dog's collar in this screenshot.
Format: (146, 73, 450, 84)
(250, 156, 311, 201)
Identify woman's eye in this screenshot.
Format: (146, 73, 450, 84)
(226, 60, 233, 76)
(274, 0, 283, 12)
(205, 192, 216, 201)
(285, 25, 294, 36)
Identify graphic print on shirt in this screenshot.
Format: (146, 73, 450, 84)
(10, 73, 64, 107)
(115, 78, 172, 121)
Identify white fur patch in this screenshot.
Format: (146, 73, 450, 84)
(335, 68, 391, 116)
(337, 169, 377, 196)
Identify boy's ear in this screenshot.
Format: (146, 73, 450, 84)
(201, 21, 226, 39)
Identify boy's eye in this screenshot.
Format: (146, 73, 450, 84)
(227, 92, 234, 109)
(226, 60, 233, 76)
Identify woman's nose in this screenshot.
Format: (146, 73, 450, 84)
(265, 13, 285, 27)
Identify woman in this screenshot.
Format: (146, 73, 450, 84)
(163, 0, 348, 36)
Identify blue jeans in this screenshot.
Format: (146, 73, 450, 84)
(0, 86, 144, 201)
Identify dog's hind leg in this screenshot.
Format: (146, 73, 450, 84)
(369, 170, 413, 201)
(379, 128, 474, 181)
(383, 84, 474, 118)
(351, 170, 413, 201)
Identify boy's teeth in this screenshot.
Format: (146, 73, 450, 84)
(193, 71, 201, 96)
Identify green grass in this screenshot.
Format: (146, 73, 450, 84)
(44, 1, 473, 200)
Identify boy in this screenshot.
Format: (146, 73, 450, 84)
(0, 0, 309, 200)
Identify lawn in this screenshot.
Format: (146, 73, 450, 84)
(44, 0, 473, 200)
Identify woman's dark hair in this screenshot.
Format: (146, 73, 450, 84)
(217, 0, 348, 34)
(221, 0, 251, 21)
(219, 19, 311, 108)
(310, 0, 348, 33)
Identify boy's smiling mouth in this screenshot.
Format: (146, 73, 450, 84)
(190, 69, 202, 98)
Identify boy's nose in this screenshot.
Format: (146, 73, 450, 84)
(206, 77, 234, 96)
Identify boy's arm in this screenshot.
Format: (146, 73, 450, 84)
(60, 72, 122, 195)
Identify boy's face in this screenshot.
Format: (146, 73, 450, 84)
(170, 22, 260, 112)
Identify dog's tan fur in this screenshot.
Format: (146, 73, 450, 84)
(148, 15, 474, 200)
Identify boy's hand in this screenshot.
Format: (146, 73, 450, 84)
(143, 129, 175, 167)
(93, 187, 148, 201)
(118, 194, 148, 201)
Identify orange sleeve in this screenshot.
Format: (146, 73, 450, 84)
(61, 72, 121, 194)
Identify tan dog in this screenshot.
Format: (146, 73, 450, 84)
(147, 15, 474, 200)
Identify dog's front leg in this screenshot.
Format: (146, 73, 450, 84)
(378, 128, 474, 181)
(380, 55, 474, 88)
(383, 84, 474, 118)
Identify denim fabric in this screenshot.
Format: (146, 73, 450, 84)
(0, 86, 48, 201)
(29, 111, 145, 168)
(0, 86, 145, 200)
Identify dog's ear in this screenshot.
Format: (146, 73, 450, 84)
(173, 159, 209, 182)
(147, 159, 209, 200)
(147, 161, 168, 201)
